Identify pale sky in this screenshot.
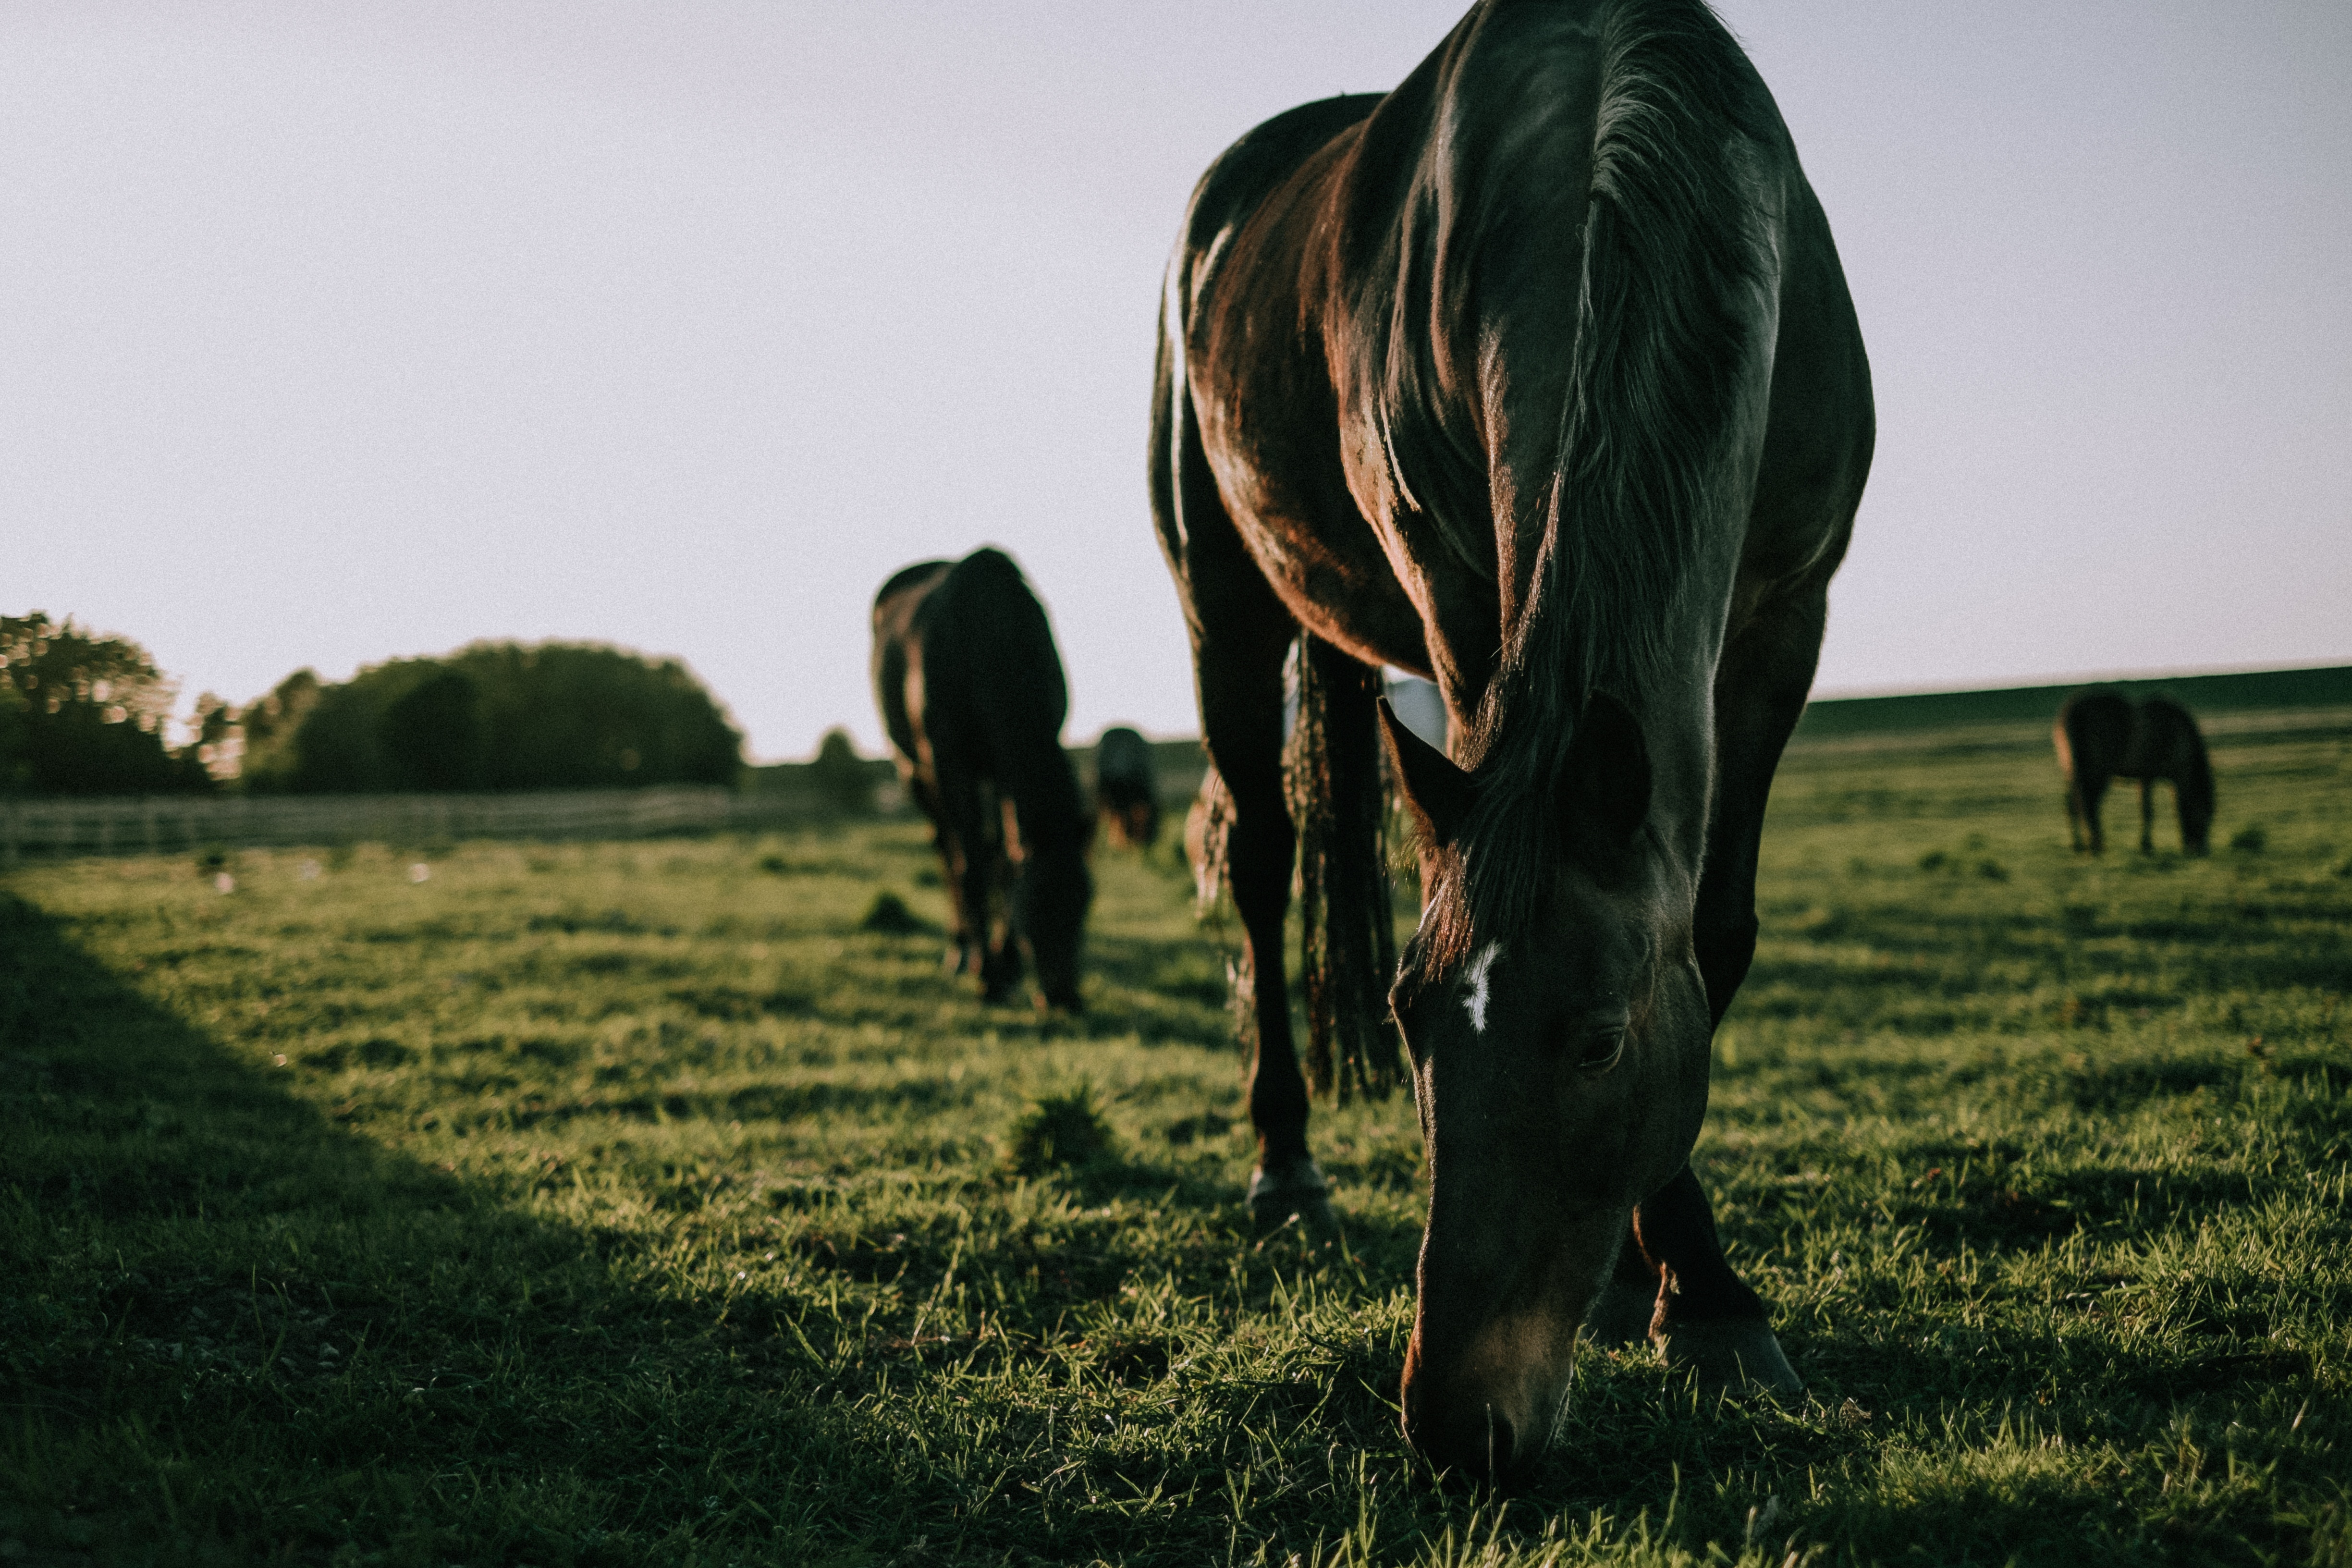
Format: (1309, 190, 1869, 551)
(5, 2, 2347, 760)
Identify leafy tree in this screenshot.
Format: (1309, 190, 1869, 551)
(0, 613, 211, 796)
(380, 669, 488, 792)
(255, 666, 404, 794)
(234, 670, 324, 791)
(188, 692, 241, 784)
(244, 641, 742, 794)
(809, 727, 876, 814)
(0, 679, 29, 796)
(449, 642, 741, 792)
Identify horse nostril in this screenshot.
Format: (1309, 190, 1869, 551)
(1484, 1406, 1515, 1479)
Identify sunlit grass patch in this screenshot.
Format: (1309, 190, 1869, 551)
(2, 714, 2347, 1563)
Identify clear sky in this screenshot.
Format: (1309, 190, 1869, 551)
(5, 2, 2347, 760)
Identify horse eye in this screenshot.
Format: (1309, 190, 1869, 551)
(1576, 1030, 1626, 1071)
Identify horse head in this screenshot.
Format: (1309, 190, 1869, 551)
(1017, 834, 1094, 1012)
(1381, 695, 1713, 1482)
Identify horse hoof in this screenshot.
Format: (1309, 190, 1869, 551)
(1656, 1319, 1802, 1396)
(1247, 1159, 1337, 1241)
(1584, 1280, 1659, 1347)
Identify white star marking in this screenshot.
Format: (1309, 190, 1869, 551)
(1463, 942, 1502, 1034)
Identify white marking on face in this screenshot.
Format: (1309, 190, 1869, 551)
(1463, 942, 1502, 1034)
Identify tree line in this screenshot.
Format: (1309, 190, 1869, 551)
(2, 613, 744, 798)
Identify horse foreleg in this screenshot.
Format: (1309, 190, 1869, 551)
(2083, 773, 2109, 855)
(907, 774, 972, 973)
(1614, 584, 1820, 1393)
(1693, 588, 1823, 1030)
(937, 767, 1016, 1002)
(1634, 1167, 1799, 1392)
(1585, 1225, 1666, 1347)
(980, 793, 1025, 1002)
(2140, 778, 2156, 855)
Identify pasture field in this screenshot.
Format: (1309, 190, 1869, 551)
(4, 712, 2349, 1566)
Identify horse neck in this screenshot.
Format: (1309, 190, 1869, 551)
(1645, 661, 1727, 868)
(997, 743, 1089, 857)
(1493, 545, 1742, 856)
(2175, 727, 2214, 799)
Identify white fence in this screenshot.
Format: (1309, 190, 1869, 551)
(0, 785, 855, 865)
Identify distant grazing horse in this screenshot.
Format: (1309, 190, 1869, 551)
(2055, 690, 2213, 855)
(1152, 0, 1873, 1478)
(1093, 726, 1162, 847)
(872, 549, 1093, 1011)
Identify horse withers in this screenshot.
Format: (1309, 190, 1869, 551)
(1093, 726, 1162, 848)
(871, 548, 1093, 1011)
(2055, 689, 2214, 855)
(1153, 0, 1873, 1479)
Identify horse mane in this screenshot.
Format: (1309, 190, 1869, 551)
(1423, 0, 1783, 972)
(873, 558, 952, 614)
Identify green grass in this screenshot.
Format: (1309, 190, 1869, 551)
(4, 713, 2349, 1566)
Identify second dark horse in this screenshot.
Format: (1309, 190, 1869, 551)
(1092, 726, 1163, 848)
(1154, 0, 1873, 1479)
(872, 548, 1093, 1011)
(2055, 689, 2214, 855)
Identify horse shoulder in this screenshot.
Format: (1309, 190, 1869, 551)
(1738, 175, 1872, 607)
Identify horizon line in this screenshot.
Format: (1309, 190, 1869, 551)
(1807, 655, 2352, 704)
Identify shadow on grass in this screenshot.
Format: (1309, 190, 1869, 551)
(0, 891, 1436, 1567)
(0, 892, 902, 1564)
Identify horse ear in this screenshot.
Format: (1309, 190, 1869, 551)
(1562, 692, 1651, 842)
(1379, 697, 1474, 848)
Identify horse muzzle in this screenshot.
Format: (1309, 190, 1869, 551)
(1398, 1315, 1576, 1484)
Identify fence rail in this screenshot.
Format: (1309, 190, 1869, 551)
(0, 784, 883, 865)
(1, 740, 1219, 867)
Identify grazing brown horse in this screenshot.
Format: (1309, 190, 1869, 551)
(2055, 690, 2214, 855)
(1092, 726, 1163, 848)
(872, 549, 1093, 1011)
(1152, 0, 1873, 1479)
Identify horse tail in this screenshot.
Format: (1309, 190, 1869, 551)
(1457, 0, 1785, 950)
(1287, 635, 1404, 1101)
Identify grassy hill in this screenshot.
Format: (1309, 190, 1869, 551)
(1795, 663, 2352, 741)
